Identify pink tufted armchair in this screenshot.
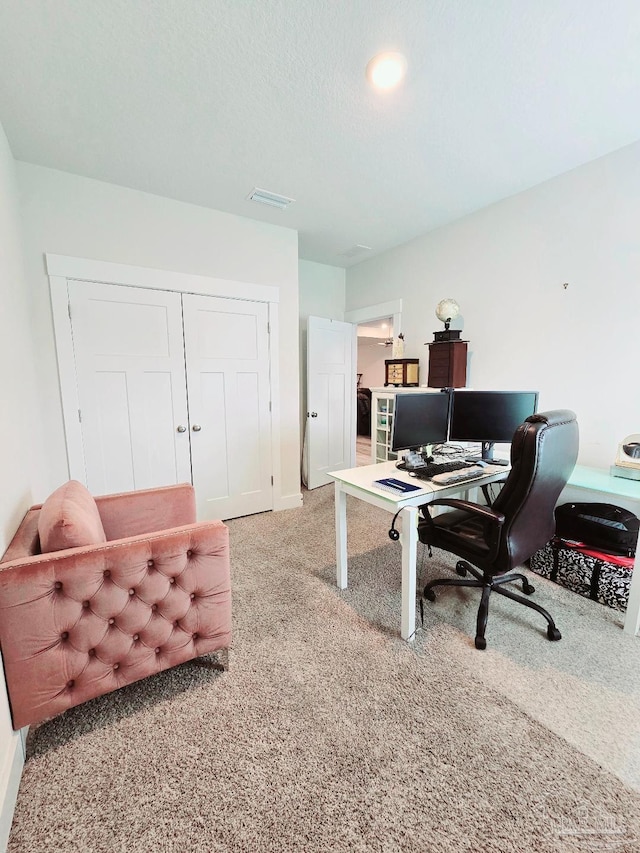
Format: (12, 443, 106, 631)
(0, 482, 231, 730)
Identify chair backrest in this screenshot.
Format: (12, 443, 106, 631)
(491, 409, 579, 573)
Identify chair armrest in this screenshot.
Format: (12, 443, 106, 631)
(428, 498, 506, 527)
(95, 483, 197, 540)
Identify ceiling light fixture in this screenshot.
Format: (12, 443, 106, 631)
(366, 51, 407, 91)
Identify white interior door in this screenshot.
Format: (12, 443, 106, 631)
(306, 316, 356, 489)
(68, 281, 191, 494)
(182, 294, 272, 520)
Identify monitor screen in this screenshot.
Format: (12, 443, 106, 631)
(449, 390, 539, 459)
(391, 392, 450, 452)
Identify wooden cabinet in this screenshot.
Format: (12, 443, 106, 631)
(427, 341, 467, 388)
(384, 358, 419, 387)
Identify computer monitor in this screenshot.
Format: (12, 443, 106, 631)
(449, 390, 539, 462)
(391, 392, 450, 453)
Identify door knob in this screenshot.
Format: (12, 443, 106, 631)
(192, 424, 202, 432)
(310, 412, 318, 418)
(176, 425, 187, 433)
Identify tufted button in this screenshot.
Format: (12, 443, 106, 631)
(169, 577, 176, 585)
(155, 647, 161, 655)
(108, 617, 115, 625)
(151, 603, 158, 612)
(190, 592, 196, 600)
(67, 680, 74, 689)
(147, 559, 154, 568)
(128, 588, 135, 596)
(132, 633, 140, 642)
(174, 620, 180, 627)
(82, 600, 90, 609)
(113, 663, 120, 671)
(103, 569, 110, 578)
(54, 581, 63, 590)
(88, 648, 96, 657)
(60, 631, 69, 641)
(186, 550, 192, 557)
(192, 632, 198, 640)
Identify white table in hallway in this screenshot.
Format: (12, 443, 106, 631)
(328, 460, 509, 642)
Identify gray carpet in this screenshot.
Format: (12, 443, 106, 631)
(8, 485, 640, 852)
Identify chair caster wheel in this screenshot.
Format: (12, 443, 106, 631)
(475, 636, 487, 650)
(523, 582, 535, 595)
(455, 563, 467, 577)
(424, 588, 436, 602)
(547, 626, 561, 641)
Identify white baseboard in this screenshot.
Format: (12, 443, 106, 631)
(0, 732, 24, 853)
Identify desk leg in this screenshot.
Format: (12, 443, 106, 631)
(624, 558, 640, 636)
(335, 482, 348, 589)
(400, 506, 419, 642)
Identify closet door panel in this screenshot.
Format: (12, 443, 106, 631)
(68, 281, 191, 494)
(88, 371, 136, 492)
(193, 371, 229, 501)
(183, 294, 272, 520)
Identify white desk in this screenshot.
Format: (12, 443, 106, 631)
(328, 461, 509, 642)
(562, 465, 640, 636)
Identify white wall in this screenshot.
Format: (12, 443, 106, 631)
(298, 259, 345, 323)
(0, 125, 44, 851)
(16, 163, 302, 506)
(346, 140, 640, 469)
(357, 338, 387, 389)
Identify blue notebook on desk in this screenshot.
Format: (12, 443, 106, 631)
(374, 477, 423, 496)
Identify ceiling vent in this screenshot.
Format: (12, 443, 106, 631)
(247, 187, 295, 210)
(340, 244, 372, 258)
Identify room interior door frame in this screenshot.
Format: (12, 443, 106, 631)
(344, 299, 403, 349)
(47, 253, 286, 509)
(345, 298, 403, 421)
(344, 300, 402, 465)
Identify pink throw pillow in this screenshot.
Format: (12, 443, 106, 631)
(38, 480, 107, 553)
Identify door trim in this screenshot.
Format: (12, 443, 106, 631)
(46, 254, 279, 303)
(48, 254, 284, 510)
(344, 299, 402, 331)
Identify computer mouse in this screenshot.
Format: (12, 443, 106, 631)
(408, 471, 417, 477)
(475, 460, 488, 468)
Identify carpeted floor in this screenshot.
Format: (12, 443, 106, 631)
(7, 484, 640, 852)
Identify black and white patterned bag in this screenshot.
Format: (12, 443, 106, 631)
(529, 539, 633, 612)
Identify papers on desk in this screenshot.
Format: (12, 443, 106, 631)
(374, 477, 423, 496)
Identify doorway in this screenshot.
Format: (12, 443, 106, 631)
(356, 318, 393, 465)
(345, 299, 402, 467)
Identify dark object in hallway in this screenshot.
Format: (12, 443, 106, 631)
(357, 387, 372, 436)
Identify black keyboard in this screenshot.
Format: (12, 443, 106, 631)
(410, 460, 475, 480)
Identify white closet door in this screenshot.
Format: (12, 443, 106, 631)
(68, 281, 191, 494)
(182, 294, 272, 520)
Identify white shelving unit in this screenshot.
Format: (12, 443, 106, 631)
(370, 387, 437, 464)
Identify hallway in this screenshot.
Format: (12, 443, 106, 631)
(356, 435, 372, 466)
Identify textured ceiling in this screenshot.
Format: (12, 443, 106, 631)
(1, 0, 640, 267)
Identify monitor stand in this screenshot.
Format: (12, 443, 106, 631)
(465, 442, 509, 466)
(481, 441, 509, 465)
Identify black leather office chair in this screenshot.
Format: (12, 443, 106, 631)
(418, 410, 579, 649)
